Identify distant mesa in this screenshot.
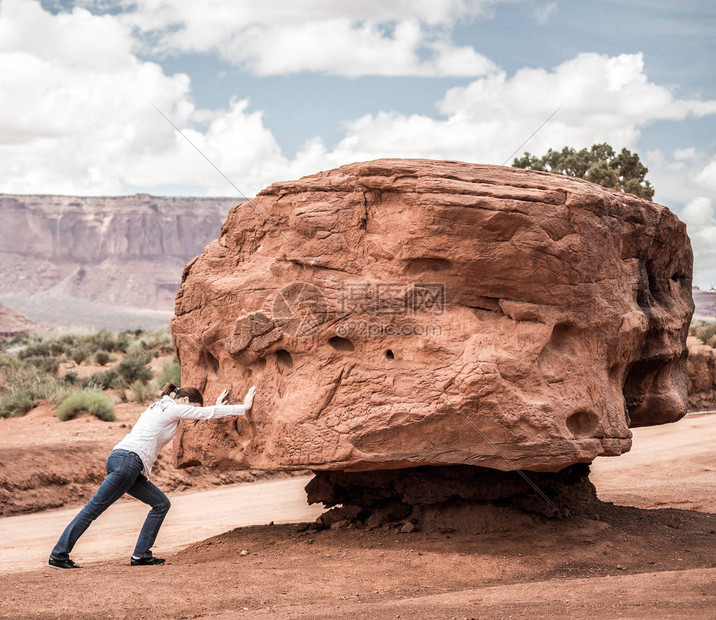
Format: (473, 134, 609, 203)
(0, 193, 242, 330)
(0, 302, 36, 338)
(692, 286, 716, 322)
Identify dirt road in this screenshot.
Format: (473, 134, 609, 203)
(0, 414, 713, 619)
(590, 413, 716, 512)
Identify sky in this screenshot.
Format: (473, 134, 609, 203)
(1, 0, 715, 286)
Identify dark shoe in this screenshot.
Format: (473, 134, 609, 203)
(49, 557, 82, 569)
(131, 556, 165, 566)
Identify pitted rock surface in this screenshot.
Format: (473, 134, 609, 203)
(171, 159, 694, 473)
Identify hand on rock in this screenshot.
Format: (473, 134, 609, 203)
(244, 385, 256, 412)
(215, 389, 230, 406)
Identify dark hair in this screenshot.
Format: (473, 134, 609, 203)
(161, 383, 203, 407)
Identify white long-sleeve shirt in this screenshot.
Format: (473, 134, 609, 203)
(112, 395, 246, 480)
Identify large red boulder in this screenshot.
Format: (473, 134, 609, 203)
(171, 159, 693, 474)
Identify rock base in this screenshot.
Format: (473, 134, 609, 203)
(305, 464, 598, 533)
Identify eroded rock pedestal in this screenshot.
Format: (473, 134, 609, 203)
(171, 159, 693, 519)
(305, 463, 598, 532)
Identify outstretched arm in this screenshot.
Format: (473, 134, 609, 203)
(169, 386, 257, 420)
(168, 402, 245, 420)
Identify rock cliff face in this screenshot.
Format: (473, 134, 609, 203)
(0, 194, 238, 328)
(171, 159, 694, 474)
(0, 303, 36, 338)
(687, 336, 716, 409)
(692, 288, 716, 321)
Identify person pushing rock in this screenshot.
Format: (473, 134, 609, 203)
(48, 382, 256, 569)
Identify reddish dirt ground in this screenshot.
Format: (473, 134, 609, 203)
(0, 415, 714, 619)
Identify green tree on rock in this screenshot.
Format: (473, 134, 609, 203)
(512, 143, 654, 200)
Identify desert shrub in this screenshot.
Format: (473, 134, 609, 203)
(9, 332, 31, 347)
(58, 338, 82, 356)
(90, 329, 116, 353)
(68, 345, 92, 365)
(0, 351, 15, 370)
(129, 380, 154, 404)
(59, 326, 96, 339)
(62, 370, 78, 385)
(83, 368, 125, 391)
(17, 341, 46, 359)
(125, 340, 147, 357)
(49, 339, 66, 356)
(0, 387, 38, 418)
(137, 328, 175, 355)
(0, 353, 76, 414)
(57, 389, 115, 422)
(18, 338, 63, 359)
(691, 321, 716, 346)
(56, 333, 77, 350)
(109, 373, 128, 391)
(0, 359, 48, 399)
(39, 382, 75, 407)
(94, 350, 111, 366)
(118, 354, 153, 384)
(23, 355, 60, 376)
(155, 360, 181, 388)
(57, 329, 90, 354)
(115, 332, 132, 353)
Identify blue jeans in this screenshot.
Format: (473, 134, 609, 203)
(50, 449, 171, 561)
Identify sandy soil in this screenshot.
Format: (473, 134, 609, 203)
(590, 414, 715, 512)
(0, 415, 714, 619)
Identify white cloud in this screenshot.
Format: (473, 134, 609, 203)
(534, 2, 558, 24)
(682, 196, 715, 228)
(673, 147, 697, 161)
(646, 149, 716, 207)
(205, 18, 496, 78)
(644, 151, 716, 288)
(115, 0, 499, 31)
(0, 0, 323, 196)
(297, 52, 716, 168)
(694, 158, 716, 192)
(681, 197, 716, 288)
(118, 0, 500, 32)
(119, 0, 501, 77)
(0, 0, 199, 194)
(3, 3, 716, 196)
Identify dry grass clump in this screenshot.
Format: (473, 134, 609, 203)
(57, 389, 115, 422)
